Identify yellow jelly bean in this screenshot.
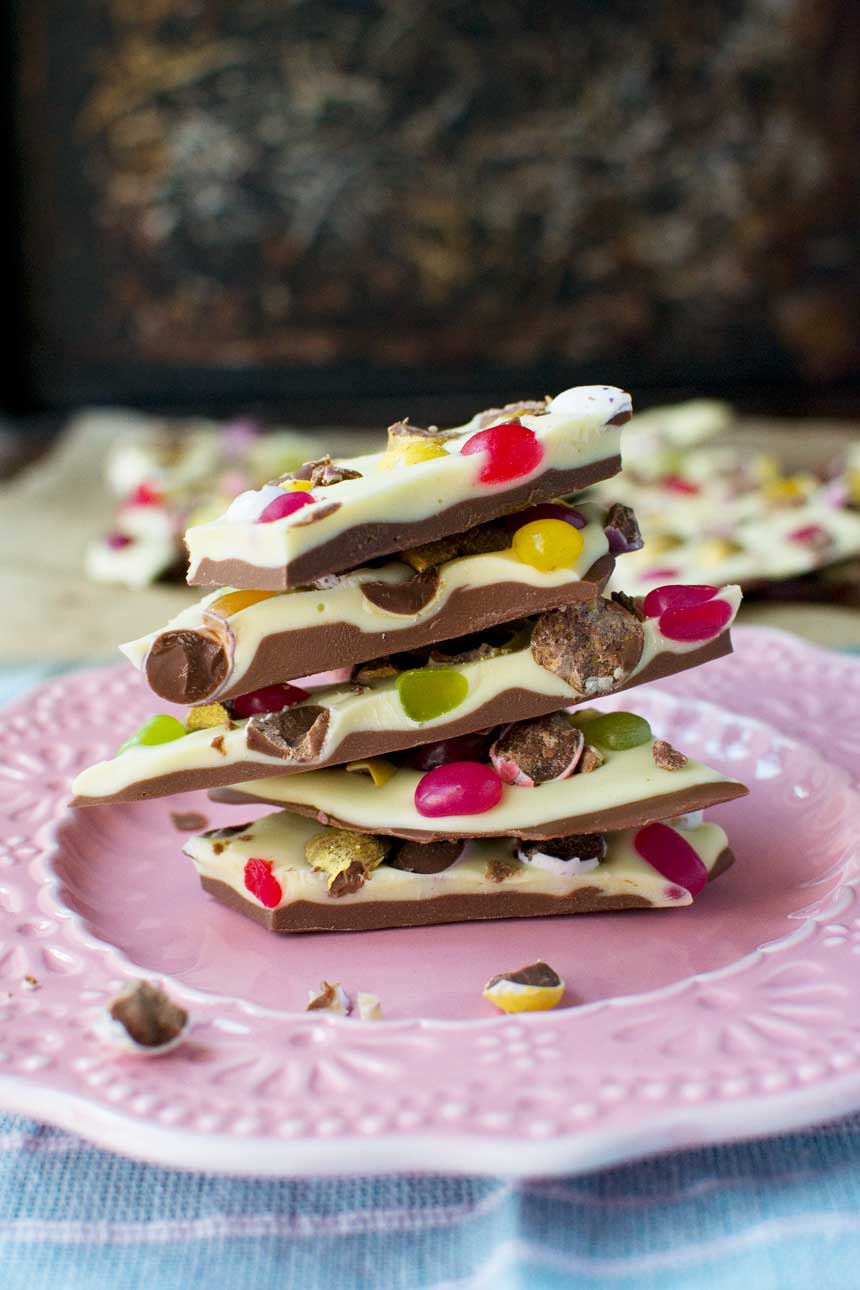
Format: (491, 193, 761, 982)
(379, 440, 449, 471)
(208, 589, 278, 617)
(345, 758, 398, 787)
(512, 518, 584, 572)
(281, 479, 314, 491)
(762, 476, 810, 505)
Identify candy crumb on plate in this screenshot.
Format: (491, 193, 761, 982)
(482, 961, 565, 1013)
(306, 981, 351, 1015)
(357, 992, 384, 1021)
(97, 980, 189, 1057)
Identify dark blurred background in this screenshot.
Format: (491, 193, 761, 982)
(9, 0, 860, 426)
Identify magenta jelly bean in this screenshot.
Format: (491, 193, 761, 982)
(106, 532, 134, 549)
(789, 524, 831, 549)
(633, 822, 708, 897)
(643, 584, 719, 618)
(414, 761, 503, 817)
(659, 597, 732, 642)
(460, 423, 544, 485)
(503, 502, 586, 532)
(230, 683, 310, 718)
(258, 490, 316, 523)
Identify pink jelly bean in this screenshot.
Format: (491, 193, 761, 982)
(633, 822, 709, 896)
(503, 502, 586, 532)
(414, 761, 503, 817)
(659, 597, 733, 642)
(461, 423, 544, 485)
(131, 482, 163, 506)
(105, 532, 134, 549)
(643, 584, 719, 618)
(258, 490, 316, 523)
(789, 524, 831, 549)
(230, 683, 310, 718)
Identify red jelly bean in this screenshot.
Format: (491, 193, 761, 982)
(258, 491, 316, 523)
(243, 858, 283, 908)
(131, 482, 163, 506)
(659, 598, 732, 642)
(634, 822, 708, 897)
(661, 474, 700, 495)
(414, 761, 503, 817)
(403, 730, 494, 771)
(461, 423, 544, 485)
(789, 524, 831, 549)
(503, 502, 586, 532)
(643, 584, 719, 618)
(230, 683, 310, 718)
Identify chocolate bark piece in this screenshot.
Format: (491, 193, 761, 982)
(188, 456, 622, 590)
(245, 705, 330, 762)
(531, 599, 644, 693)
(490, 713, 584, 785)
(146, 627, 230, 704)
(653, 740, 689, 770)
(486, 961, 562, 990)
(518, 833, 607, 864)
(199, 875, 664, 932)
(210, 778, 749, 842)
(176, 554, 615, 703)
(387, 838, 464, 873)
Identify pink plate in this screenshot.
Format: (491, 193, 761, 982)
(1, 626, 860, 1176)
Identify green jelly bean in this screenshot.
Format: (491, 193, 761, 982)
(118, 713, 187, 754)
(397, 668, 469, 723)
(572, 711, 652, 751)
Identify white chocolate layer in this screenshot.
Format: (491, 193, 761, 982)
(71, 588, 740, 803)
(217, 735, 744, 837)
(184, 386, 630, 580)
(184, 812, 730, 911)
(122, 504, 612, 688)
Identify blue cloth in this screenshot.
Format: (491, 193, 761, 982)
(2, 663, 859, 1289)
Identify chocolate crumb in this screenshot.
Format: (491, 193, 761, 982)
(246, 705, 330, 762)
(490, 712, 584, 786)
(328, 860, 369, 897)
(472, 398, 550, 429)
(653, 740, 689, 770)
(108, 980, 188, 1049)
(610, 590, 646, 621)
(170, 811, 209, 832)
(578, 745, 605, 774)
(200, 823, 254, 840)
(22, 975, 41, 991)
(213, 842, 224, 854)
(282, 455, 362, 487)
(210, 735, 226, 755)
(531, 599, 644, 694)
(486, 960, 561, 989)
(306, 981, 350, 1013)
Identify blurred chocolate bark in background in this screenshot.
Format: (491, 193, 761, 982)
(12, 0, 860, 419)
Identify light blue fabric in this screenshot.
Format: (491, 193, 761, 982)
(2, 662, 859, 1289)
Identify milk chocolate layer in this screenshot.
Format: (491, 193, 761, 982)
(209, 780, 749, 842)
(188, 455, 622, 590)
(71, 633, 731, 807)
(199, 847, 734, 933)
(147, 554, 615, 704)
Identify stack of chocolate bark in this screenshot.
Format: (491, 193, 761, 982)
(73, 386, 747, 934)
